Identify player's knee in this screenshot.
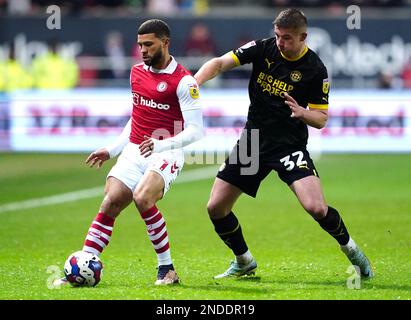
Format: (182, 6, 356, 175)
(304, 201, 328, 220)
(133, 193, 154, 214)
(100, 195, 124, 218)
(207, 199, 229, 219)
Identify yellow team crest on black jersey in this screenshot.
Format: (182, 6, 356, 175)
(322, 78, 330, 94)
(290, 70, 302, 82)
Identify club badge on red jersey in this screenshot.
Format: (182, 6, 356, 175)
(189, 84, 200, 99)
(157, 81, 168, 92)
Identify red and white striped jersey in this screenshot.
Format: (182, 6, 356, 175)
(129, 57, 201, 145)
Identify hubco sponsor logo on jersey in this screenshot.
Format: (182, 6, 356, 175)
(132, 93, 170, 110)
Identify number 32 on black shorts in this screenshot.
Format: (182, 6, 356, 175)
(273, 147, 319, 185)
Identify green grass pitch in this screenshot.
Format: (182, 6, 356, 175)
(0, 153, 410, 300)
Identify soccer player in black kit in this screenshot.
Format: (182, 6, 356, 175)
(194, 8, 373, 279)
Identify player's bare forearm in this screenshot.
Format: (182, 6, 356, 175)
(194, 58, 222, 86)
(195, 53, 237, 86)
(298, 108, 328, 129)
(284, 92, 328, 129)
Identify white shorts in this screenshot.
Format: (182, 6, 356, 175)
(107, 142, 184, 195)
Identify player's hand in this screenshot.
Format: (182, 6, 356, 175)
(85, 148, 110, 168)
(284, 92, 305, 119)
(139, 135, 156, 158)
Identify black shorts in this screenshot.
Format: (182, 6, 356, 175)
(217, 144, 319, 198)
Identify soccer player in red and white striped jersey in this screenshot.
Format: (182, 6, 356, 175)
(55, 19, 203, 286)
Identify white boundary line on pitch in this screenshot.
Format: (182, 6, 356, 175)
(0, 166, 218, 214)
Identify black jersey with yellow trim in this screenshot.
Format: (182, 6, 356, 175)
(232, 37, 329, 155)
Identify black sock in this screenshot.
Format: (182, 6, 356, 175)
(210, 211, 248, 256)
(317, 206, 350, 245)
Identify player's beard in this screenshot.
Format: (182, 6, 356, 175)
(144, 48, 163, 67)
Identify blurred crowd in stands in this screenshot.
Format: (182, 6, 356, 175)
(2, 25, 411, 92)
(0, 39, 79, 92)
(0, 0, 410, 16)
(265, 0, 408, 7)
(1, 0, 207, 15)
(1, 0, 411, 92)
(0, 18, 222, 92)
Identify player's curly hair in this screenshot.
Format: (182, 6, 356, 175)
(138, 19, 170, 39)
(273, 8, 307, 31)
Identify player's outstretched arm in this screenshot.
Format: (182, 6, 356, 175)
(194, 52, 238, 86)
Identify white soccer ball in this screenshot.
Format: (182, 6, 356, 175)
(64, 251, 103, 287)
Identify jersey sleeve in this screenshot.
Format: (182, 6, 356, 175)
(231, 40, 259, 66)
(307, 65, 329, 110)
(176, 75, 202, 112)
(105, 118, 131, 158)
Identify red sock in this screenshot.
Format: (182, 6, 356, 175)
(141, 206, 172, 265)
(83, 212, 114, 256)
